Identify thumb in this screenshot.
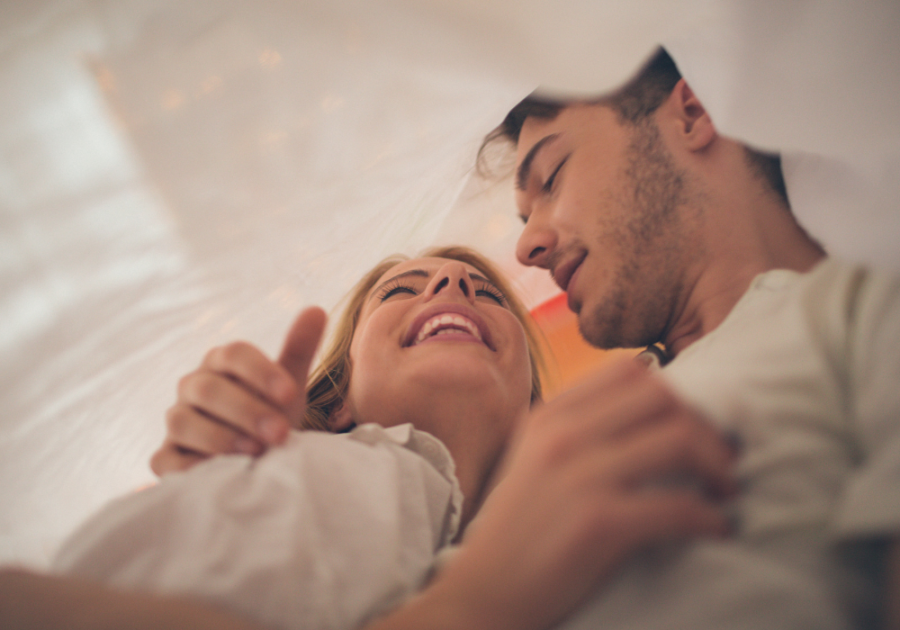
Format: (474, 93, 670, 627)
(278, 306, 327, 386)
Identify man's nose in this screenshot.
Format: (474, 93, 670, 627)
(425, 263, 476, 303)
(516, 218, 557, 268)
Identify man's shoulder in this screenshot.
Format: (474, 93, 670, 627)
(740, 257, 899, 320)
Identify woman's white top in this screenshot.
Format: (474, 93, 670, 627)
(53, 423, 462, 630)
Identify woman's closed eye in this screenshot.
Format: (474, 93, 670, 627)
(475, 282, 506, 306)
(377, 279, 419, 302)
(378, 278, 506, 306)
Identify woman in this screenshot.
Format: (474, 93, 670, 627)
(1, 246, 735, 630)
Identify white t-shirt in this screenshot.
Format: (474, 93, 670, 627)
(560, 258, 900, 630)
(53, 423, 462, 630)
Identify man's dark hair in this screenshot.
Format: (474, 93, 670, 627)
(479, 47, 788, 206)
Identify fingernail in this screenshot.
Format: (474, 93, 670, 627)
(259, 417, 286, 444)
(234, 435, 262, 455)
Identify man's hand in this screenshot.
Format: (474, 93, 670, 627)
(369, 357, 738, 630)
(150, 307, 327, 476)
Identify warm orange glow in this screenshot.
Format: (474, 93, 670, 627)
(531, 293, 637, 398)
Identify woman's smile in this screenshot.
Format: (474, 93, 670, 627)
(404, 302, 493, 349)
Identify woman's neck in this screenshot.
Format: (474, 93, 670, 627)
(404, 394, 524, 536)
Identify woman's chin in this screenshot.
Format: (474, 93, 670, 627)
(411, 354, 503, 386)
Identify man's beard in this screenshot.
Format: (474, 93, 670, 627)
(577, 120, 698, 350)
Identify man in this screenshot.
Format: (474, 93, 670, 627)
(487, 49, 823, 357)
(484, 47, 900, 629)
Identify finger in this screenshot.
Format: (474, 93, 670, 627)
(149, 441, 208, 477)
(536, 358, 674, 438)
(552, 490, 731, 589)
(165, 402, 265, 457)
(278, 306, 327, 383)
(278, 307, 327, 427)
(616, 491, 732, 548)
(549, 355, 646, 413)
(575, 372, 680, 440)
(177, 371, 290, 444)
(203, 342, 298, 408)
(605, 413, 738, 497)
(523, 370, 680, 465)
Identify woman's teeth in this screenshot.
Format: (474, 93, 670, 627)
(414, 314, 482, 345)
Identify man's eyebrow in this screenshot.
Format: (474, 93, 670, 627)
(516, 133, 561, 192)
(369, 269, 500, 299)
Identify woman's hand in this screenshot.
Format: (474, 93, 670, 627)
(365, 357, 738, 630)
(150, 307, 326, 476)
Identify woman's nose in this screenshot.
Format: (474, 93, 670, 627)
(515, 216, 558, 269)
(424, 263, 476, 303)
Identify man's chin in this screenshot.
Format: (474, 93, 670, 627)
(577, 310, 613, 350)
(576, 301, 639, 351)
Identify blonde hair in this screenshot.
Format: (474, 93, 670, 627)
(302, 245, 545, 431)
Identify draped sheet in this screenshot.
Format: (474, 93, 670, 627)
(1, 0, 897, 566)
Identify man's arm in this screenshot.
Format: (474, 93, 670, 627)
(366, 358, 737, 630)
(0, 568, 268, 630)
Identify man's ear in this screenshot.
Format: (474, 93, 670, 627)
(667, 79, 716, 152)
(330, 400, 356, 432)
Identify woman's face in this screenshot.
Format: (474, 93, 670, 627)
(344, 257, 532, 442)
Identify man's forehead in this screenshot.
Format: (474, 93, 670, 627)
(516, 115, 563, 159)
(517, 103, 618, 152)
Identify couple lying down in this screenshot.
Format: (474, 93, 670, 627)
(4, 245, 893, 629)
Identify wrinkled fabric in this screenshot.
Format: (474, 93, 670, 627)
(3, 0, 899, 569)
(53, 423, 462, 630)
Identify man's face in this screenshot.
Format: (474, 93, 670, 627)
(514, 103, 701, 349)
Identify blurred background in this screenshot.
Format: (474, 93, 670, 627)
(1, 0, 898, 567)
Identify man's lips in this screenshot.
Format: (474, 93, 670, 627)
(551, 254, 585, 293)
(403, 303, 494, 350)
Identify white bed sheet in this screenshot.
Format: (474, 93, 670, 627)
(1, 0, 898, 567)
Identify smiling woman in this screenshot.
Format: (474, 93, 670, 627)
(8, 246, 543, 630)
(303, 245, 546, 437)
(1, 243, 738, 630)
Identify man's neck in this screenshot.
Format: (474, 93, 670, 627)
(663, 195, 826, 358)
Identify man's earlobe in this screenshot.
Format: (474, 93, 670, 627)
(672, 79, 716, 151)
(330, 401, 356, 433)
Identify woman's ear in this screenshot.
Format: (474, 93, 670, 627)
(667, 79, 716, 152)
(330, 401, 356, 433)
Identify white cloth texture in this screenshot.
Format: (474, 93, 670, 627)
(52, 423, 462, 630)
(560, 258, 900, 630)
